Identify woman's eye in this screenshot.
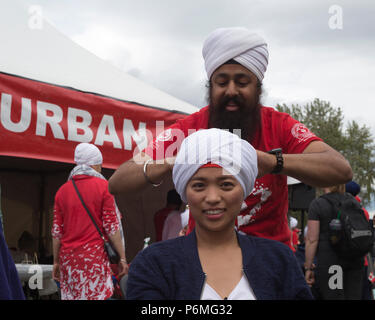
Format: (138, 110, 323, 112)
(221, 181, 234, 189)
(191, 183, 205, 189)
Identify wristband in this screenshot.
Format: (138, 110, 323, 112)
(305, 267, 314, 271)
(143, 159, 163, 187)
(304, 264, 315, 271)
(267, 148, 283, 174)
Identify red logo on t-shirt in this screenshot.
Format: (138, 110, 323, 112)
(153, 128, 173, 150)
(291, 123, 314, 142)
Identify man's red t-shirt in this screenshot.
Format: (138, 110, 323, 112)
(144, 105, 322, 248)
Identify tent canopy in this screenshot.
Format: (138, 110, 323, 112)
(0, 0, 197, 114)
(0, 0, 198, 168)
(0, 0, 198, 261)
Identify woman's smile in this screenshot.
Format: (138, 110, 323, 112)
(202, 208, 226, 219)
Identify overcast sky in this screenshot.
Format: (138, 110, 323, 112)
(13, 0, 375, 137)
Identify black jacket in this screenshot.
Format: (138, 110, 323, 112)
(127, 231, 313, 300)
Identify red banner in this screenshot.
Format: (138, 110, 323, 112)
(0, 72, 187, 169)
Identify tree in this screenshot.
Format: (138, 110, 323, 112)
(276, 98, 375, 205)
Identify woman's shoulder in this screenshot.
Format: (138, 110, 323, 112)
(238, 233, 294, 258)
(150, 236, 185, 250)
(134, 236, 186, 263)
(246, 234, 290, 249)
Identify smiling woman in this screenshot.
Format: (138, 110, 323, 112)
(186, 166, 244, 233)
(126, 128, 313, 300)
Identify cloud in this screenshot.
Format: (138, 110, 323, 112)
(20, 0, 375, 135)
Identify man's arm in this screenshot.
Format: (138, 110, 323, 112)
(256, 140, 352, 187)
(108, 152, 174, 195)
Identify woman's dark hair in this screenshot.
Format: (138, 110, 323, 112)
(167, 189, 182, 206)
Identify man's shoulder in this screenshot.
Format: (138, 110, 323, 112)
(260, 105, 293, 119)
(190, 105, 209, 117)
(176, 106, 209, 130)
(259, 105, 322, 150)
(180, 105, 291, 125)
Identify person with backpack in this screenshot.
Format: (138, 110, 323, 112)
(345, 180, 374, 300)
(304, 184, 373, 300)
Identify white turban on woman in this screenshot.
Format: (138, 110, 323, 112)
(74, 143, 103, 166)
(172, 128, 258, 203)
(202, 27, 269, 82)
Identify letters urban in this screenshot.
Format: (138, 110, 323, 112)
(0, 92, 148, 151)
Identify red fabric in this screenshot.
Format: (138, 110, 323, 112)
(290, 229, 300, 253)
(355, 195, 369, 221)
(145, 105, 322, 248)
(154, 207, 174, 242)
(200, 163, 222, 168)
(52, 175, 120, 300)
(0, 72, 187, 169)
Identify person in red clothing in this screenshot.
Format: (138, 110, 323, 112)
(109, 27, 352, 248)
(154, 189, 182, 242)
(289, 217, 300, 253)
(52, 143, 128, 300)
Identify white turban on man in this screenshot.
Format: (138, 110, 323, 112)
(172, 128, 258, 203)
(74, 143, 103, 166)
(202, 27, 269, 82)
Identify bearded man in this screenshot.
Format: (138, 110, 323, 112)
(109, 27, 352, 248)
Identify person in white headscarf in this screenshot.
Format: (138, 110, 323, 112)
(52, 143, 128, 300)
(126, 129, 313, 300)
(109, 26, 352, 252)
(69, 143, 126, 248)
(289, 216, 300, 253)
(202, 27, 268, 83)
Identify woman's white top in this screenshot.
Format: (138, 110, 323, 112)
(201, 275, 256, 300)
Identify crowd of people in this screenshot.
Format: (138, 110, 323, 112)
(1, 26, 374, 300)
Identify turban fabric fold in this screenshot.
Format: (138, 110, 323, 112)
(172, 128, 258, 203)
(74, 143, 103, 166)
(202, 27, 269, 82)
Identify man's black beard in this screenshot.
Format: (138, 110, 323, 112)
(208, 89, 261, 142)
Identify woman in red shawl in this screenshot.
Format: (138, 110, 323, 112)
(52, 143, 128, 300)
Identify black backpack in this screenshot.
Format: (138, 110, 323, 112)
(322, 193, 374, 259)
